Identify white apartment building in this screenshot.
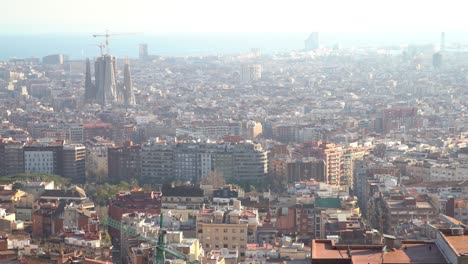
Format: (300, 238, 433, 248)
(24, 150, 54, 174)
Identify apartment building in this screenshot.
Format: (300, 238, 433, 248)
(0, 139, 24, 176)
(108, 143, 141, 183)
(293, 141, 342, 185)
(196, 200, 259, 259)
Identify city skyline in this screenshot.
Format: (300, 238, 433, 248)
(1, 31, 466, 61)
(1, 1, 468, 263)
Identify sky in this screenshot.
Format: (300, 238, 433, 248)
(2, 0, 467, 34)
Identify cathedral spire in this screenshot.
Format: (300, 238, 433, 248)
(123, 60, 136, 105)
(84, 58, 95, 102)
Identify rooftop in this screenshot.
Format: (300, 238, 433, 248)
(162, 185, 204, 197)
(315, 197, 341, 209)
(440, 232, 468, 256)
(311, 240, 448, 264)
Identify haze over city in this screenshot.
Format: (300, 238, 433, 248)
(0, 1, 468, 264)
(3, 0, 467, 33)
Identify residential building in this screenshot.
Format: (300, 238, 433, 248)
(269, 157, 326, 190)
(24, 140, 64, 175)
(240, 64, 262, 82)
(140, 141, 174, 183)
(341, 146, 369, 187)
(293, 141, 342, 185)
(107, 188, 162, 246)
(63, 144, 86, 184)
(68, 124, 84, 143)
(108, 143, 141, 183)
(0, 139, 24, 176)
(196, 200, 259, 259)
(161, 184, 205, 225)
(85, 136, 114, 181)
(382, 107, 418, 133)
(232, 142, 267, 183)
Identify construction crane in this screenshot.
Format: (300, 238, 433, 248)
(89, 43, 105, 56)
(102, 214, 200, 264)
(92, 30, 135, 55)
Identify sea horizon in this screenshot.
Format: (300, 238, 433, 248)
(1, 31, 467, 61)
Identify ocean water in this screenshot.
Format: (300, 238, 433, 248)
(1, 32, 467, 60)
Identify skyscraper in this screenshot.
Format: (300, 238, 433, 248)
(305, 32, 319, 51)
(139, 44, 148, 60)
(440, 32, 446, 52)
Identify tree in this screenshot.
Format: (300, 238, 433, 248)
(201, 170, 225, 188)
(0, 173, 69, 186)
(12, 182, 24, 190)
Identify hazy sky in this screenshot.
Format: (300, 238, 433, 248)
(2, 0, 466, 34)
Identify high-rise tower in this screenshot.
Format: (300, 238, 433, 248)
(139, 44, 148, 60)
(440, 32, 445, 52)
(305, 32, 319, 51)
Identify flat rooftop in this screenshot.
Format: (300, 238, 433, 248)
(442, 233, 468, 256)
(385, 200, 433, 209)
(312, 240, 448, 264)
(352, 243, 448, 263)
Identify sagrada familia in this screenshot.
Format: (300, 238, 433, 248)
(84, 55, 135, 106)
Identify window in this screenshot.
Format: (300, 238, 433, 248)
(223, 244, 228, 248)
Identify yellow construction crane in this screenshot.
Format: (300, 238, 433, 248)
(92, 30, 135, 55)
